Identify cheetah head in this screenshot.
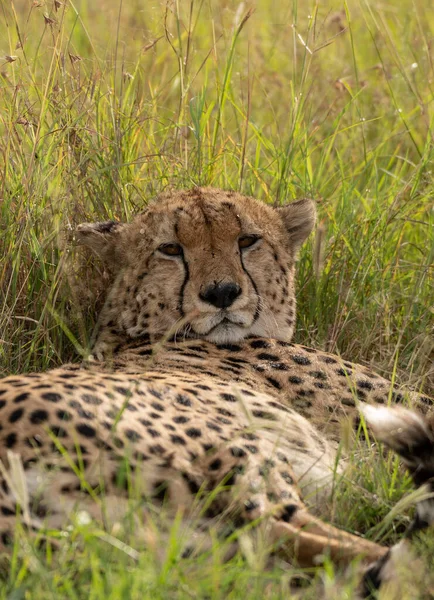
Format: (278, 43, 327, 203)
(77, 188, 315, 356)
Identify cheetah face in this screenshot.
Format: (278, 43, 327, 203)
(77, 188, 315, 352)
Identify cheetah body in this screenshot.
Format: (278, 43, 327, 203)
(0, 188, 432, 576)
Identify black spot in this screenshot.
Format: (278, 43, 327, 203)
(269, 401, 291, 413)
(281, 504, 298, 522)
(250, 340, 271, 349)
(26, 435, 43, 448)
(206, 421, 222, 432)
(138, 349, 152, 356)
(288, 376, 303, 385)
(280, 471, 294, 484)
(230, 446, 247, 458)
(277, 452, 289, 464)
(57, 410, 72, 421)
(1, 532, 12, 545)
(30, 409, 49, 424)
(114, 386, 131, 397)
(314, 382, 331, 390)
(241, 432, 259, 441)
(1, 505, 15, 516)
(188, 345, 208, 353)
(9, 408, 24, 423)
(310, 370, 327, 380)
(14, 393, 29, 404)
(149, 444, 165, 455)
(151, 402, 164, 412)
(341, 397, 355, 406)
(244, 444, 258, 454)
(357, 380, 374, 391)
(252, 410, 277, 421)
(50, 426, 68, 438)
(419, 396, 433, 406)
(82, 394, 103, 406)
(125, 429, 142, 442)
(217, 408, 234, 417)
(149, 412, 162, 420)
(216, 344, 241, 352)
(290, 354, 311, 366)
(0, 400, 5, 410)
(320, 355, 338, 364)
(225, 357, 249, 365)
(257, 353, 280, 361)
(266, 377, 282, 390)
(76, 423, 96, 438)
(277, 341, 294, 348)
(270, 362, 289, 371)
(182, 472, 200, 494)
(42, 392, 62, 403)
(185, 428, 202, 439)
(176, 394, 192, 407)
(173, 416, 189, 424)
(5, 433, 17, 448)
(170, 435, 186, 445)
(195, 384, 212, 391)
(209, 458, 222, 471)
(153, 480, 168, 502)
(220, 393, 237, 403)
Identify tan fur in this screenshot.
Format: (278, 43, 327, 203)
(0, 188, 431, 589)
(77, 188, 315, 357)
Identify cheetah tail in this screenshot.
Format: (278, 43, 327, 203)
(359, 403, 434, 532)
(358, 404, 434, 598)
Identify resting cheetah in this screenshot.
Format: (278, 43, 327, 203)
(0, 188, 432, 592)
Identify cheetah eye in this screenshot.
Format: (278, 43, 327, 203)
(238, 235, 261, 250)
(158, 243, 183, 257)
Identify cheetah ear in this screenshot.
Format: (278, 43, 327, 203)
(75, 221, 127, 265)
(277, 198, 316, 250)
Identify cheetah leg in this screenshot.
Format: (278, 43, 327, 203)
(270, 509, 387, 567)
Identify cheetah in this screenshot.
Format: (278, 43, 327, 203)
(0, 187, 432, 592)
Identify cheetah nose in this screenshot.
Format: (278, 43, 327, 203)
(199, 282, 242, 309)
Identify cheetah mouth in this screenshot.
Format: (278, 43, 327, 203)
(188, 312, 253, 342)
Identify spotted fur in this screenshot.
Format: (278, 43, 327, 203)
(0, 188, 432, 592)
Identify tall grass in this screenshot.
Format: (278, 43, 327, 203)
(0, 0, 433, 596)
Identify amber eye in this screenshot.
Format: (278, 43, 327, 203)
(158, 243, 183, 257)
(238, 235, 260, 250)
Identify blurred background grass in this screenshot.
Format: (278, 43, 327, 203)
(1, 0, 433, 389)
(0, 1, 433, 596)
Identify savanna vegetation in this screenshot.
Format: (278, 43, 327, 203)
(0, 0, 433, 597)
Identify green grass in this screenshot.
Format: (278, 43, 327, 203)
(0, 0, 433, 597)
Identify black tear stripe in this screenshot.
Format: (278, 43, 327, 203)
(174, 220, 190, 318)
(239, 252, 261, 323)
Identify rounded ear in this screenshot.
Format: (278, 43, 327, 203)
(75, 221, 126, 265)
(276, 198, 316, 250)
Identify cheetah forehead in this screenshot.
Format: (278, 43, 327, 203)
(129, 187, 282, 245)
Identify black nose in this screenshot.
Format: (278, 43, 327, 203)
(199, 282, 242, 309)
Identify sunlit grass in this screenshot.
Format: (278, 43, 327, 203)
(0, 0, 433, 596)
